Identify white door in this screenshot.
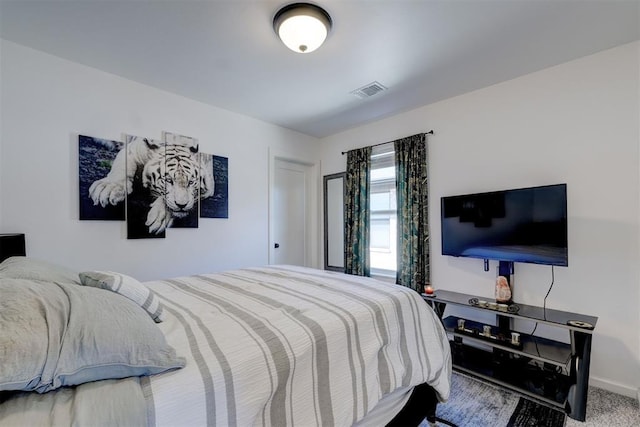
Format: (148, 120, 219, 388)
(273, 159, 308, 266)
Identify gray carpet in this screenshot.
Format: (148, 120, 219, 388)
(565, 386, 640, 427)
(420, 373, 563, 427)
(426, 373, 522, 426)
(422, 372, 639, 427)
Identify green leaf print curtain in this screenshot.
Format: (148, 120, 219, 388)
(344, 147, 372, 276)
(394, 133, 429, 291)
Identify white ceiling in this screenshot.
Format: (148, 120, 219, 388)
(1, 0, 638, 138)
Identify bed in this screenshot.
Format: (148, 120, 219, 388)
(0, 257, 451, 426)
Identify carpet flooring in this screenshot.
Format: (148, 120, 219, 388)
(421, 372, 565, 427)
(564, 385, 640, 427)
(422, 372, 640, 427)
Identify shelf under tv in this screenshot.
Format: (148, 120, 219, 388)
(424, 289, 597, 421)
(442, 316, 572, 368)
(449, 343, 571, 408)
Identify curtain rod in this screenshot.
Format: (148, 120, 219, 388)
(341, 130, 433, 155)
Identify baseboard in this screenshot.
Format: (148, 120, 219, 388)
(589, 376, 638, 399)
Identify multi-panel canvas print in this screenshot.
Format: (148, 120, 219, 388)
(78, 132, 228, 240)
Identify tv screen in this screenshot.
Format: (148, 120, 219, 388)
(441, 184, 568, 266)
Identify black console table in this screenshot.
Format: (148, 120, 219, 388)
(424, 289, 597, 421)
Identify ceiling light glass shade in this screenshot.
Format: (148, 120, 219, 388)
(273, 3, 332, 54)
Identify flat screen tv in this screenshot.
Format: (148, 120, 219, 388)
(441, 184, 568, 266)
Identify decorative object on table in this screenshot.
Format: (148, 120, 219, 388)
(495, 274, 512, 303)
(450, 317, 523, 350)
(199, 153, 228, 219)
(510, 332, 521, 346)
(0, 234, 26, 263)
(79, 135, 125, 221)
(468, 297, 520, 314)
(423, 284, 435, 296)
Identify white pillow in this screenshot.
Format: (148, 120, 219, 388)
(79, 271, 165, 322)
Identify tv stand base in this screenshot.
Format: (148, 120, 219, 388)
(425, 289, 597, 421)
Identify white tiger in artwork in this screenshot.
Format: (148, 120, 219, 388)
(89, 134, 215, 234)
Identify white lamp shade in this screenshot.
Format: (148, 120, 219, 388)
(274, 3, 332, 54)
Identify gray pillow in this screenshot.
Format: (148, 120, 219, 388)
(0, 278, 185, 393)
(79, 271, 164, 322)
(0, 256, 80, 285)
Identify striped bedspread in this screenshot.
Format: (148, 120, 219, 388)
(143, 265, 451, 426)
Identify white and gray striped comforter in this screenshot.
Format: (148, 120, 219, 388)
(143, 265, 452, 426)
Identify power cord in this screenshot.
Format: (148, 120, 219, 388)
(530, 265, 555, 336)
(530, 266, 555, 357)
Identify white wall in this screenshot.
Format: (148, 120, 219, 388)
(0, 40, 320, 280)
(320, 42, 640, 397)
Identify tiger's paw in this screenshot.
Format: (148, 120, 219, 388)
(146, 198, 173, 234)
(89, 179, 126, 207)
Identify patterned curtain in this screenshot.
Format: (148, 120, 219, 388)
(394, 133, 429, 291)
(344, 147, 372, 276)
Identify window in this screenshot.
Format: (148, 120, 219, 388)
(370, 144, 397, 276)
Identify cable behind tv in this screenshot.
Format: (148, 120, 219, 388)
(531, 266, 555, 356)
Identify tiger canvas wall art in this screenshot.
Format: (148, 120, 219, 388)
(80, 131, 220, 239)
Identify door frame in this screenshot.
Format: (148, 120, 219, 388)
(268, 148, 319, 268)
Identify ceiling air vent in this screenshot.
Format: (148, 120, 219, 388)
(351, 81, 387, 99)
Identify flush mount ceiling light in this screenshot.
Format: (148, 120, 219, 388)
(273, 3, 332, 53)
